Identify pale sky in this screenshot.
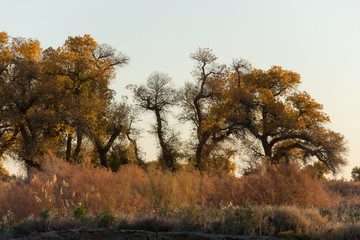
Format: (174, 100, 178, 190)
(1, 0, 359, 178)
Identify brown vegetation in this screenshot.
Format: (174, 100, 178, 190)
(0, 32, 354, 239)
(1, 154, 360, 240)
(0, 154, 336, 221)
(241, 164, 337, 207)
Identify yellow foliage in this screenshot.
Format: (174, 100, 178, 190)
(0, 159, 9, 180)
(11, 38, 42, 61)
(0, 32, 9, 45)
(203, 64, 346, 173)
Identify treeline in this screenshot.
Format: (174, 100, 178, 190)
(0, 32, 347, 176)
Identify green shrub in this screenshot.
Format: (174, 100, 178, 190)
(0, 210, 17, 238)
(224, 204, 262, 235)
(40, 209, 58, 221)
(175, 206, 204, 232)
(13, 216, 41, 237)
(72, 206, 88, 220)
(208, 220, 222, 234)
(96, 209, 115, 228)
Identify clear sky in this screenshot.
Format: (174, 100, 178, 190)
(1, 0, 359, 178)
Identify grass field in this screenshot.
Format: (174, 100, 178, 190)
(1, 154, 360, 239)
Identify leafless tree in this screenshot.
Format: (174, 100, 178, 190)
(130, 72, 180, 170)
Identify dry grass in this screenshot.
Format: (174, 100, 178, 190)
(260, 205, 327, 236)
(318, 223, 360, 240)
(240, 164, 337, 207)
(0, 153, 149, 219)
(325, 180, 360, 206)
(326, 180, 360, 197)
(0, 154, 338, 221)
(2, 153, 360, 239)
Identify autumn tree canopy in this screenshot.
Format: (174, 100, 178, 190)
(42, 35, 129, 165)
(180, 48, 232, 171)
(0, 34, 347, 176)
(205, 64, 347, 173)
(0, 32, 132, 173)
(0, 32, 45, 170)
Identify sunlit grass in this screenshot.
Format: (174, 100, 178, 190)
(1, 153, 360, 239)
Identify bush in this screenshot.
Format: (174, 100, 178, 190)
(0, 210, 17, 238)
(261, 206, 311, 235)
(175, 206, 205, 232)
(260, 205, 327, 237)
(72, 206, 88, 220)
(96, 209, 115, 228)
(240, 164, 334, 207)
(223, 204, 262, 235)
(302, 208, 328, 234)
(318, 223, 360, 240)
(13, 215, 40, 237)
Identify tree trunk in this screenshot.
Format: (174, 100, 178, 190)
(126, 132, 143, 166)
(19, 123, 40, 171)
(65, 132, 72, 162)
(94, 128, 121, 168)
(194, 131, 211, 170)
(72, 130, 83, 162)
(262, 136, 273, 164)
(154, 109, 175, 170)
(98, 149, 108, 168)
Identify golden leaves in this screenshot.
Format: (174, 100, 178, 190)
(287, 91, 330, 128)
(0, 32, 9, 45)
(64, 34, 97, 55)
(244, 66, 301, 97)
(11, 38, 42, 61)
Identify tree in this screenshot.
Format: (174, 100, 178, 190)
(305, 161, 330, 180)
(0, 32, 18, 158)
(351, 166, 360, 181)
(42, 35, 129, 164)
(180, 48, 225, 170)
(0, 32, 47, 170)
(0, 158, 10, 181)
(0, 32, 129, 172)
(121, 106, 144, 168)
(105, 111, 145, 172)
(180, 48, 251, 172)
(85, 102, 129, 168)
(130, 72, 179, 171)
(211, 66, 347, 173)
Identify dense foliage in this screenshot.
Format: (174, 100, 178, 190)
(0, 33, 347, 175)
